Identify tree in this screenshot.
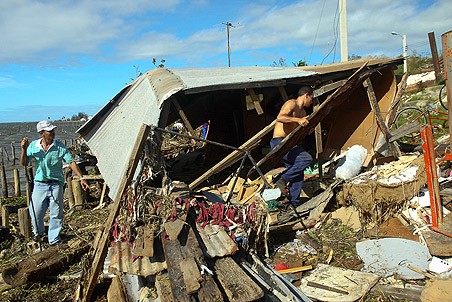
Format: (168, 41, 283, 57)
(71, 112, 89, 121)
(271, 58, 287, 67)
(152, 58, 166, 68)
(293, 60, 307, 67)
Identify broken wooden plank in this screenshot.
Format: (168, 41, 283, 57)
(2, 239, 89, 287)
(107, 276, 128, 302)
(247, 62, 372, 179)
(161, 234, 191, 302)
(313, 79, 348, 97)
(164, 212, 187, 240)
(77, 124, 151, 302)
(189, 119, 276, 189)
(108, 241, 166, 276)
(214, 257, 264, 302)
(171, 97, 196, 137)
(196, 223, 238, 258)
(185, 225, 224, 301)
(180, 257, 203, 294)
(278, 86, 289, 101)
(247, 88, 264, 115)
(155, 274, 175, 302)
(363, 78, 400, 158)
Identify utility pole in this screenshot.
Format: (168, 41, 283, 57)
(339, 0, 348, 62)
(223, 22, 235, 67)
(392, 32, 408, 73)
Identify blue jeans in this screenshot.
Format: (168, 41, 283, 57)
(270, 138, 312, 205)
(29, 182, 64, 244)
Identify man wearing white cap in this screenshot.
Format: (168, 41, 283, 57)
(20, 120, 89, 245)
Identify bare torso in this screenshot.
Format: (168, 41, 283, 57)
(273, 99, 307, 138)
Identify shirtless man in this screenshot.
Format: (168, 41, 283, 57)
(270, 86, 314, 206)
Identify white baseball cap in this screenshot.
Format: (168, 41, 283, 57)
(37, 120, 57, 132)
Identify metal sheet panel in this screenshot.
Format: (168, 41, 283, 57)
(83, 77, 160, 200)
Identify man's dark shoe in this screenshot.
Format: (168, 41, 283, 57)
(50, 240, 63, 246)
(33, 234, 47, 242)
(274, 178, 289, 197)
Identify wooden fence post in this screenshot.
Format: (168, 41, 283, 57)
(72, 179, 85, 206)
(18, 207, 33, 238)
(14, 169, 21, 197)
(10, 142, 16, 166)
(1, 205, 9, 227)
(1, 162, 8, 198)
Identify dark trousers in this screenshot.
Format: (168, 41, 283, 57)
(270, 138, 312, 204)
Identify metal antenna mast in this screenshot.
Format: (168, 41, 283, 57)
(223, 22, 236, 67)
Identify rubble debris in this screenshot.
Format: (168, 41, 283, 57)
(299, 263, 380, 302)
(339, 154, 426, 224)
(356, 238, 431, 279)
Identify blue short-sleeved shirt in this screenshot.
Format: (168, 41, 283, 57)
(27, 139, 74, 185)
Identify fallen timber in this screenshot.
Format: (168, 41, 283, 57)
(2, 239, 89, 287)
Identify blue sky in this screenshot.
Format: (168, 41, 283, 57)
(0, 0, 450, 123)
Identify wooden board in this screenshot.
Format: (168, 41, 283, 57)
(214, 257, 264, 302)
(299, 264, 380, 302)
(180, 257, 202, 294)
(107, 276, 128, 302)
(155, 274, 175, 302)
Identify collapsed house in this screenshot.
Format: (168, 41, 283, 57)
(70, 58, 420, 301)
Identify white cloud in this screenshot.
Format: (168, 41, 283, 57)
(0, 0, 451, 67)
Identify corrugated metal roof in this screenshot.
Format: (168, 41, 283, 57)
(77, 58, 403, 202)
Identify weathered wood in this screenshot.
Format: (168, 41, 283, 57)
(247, 62, 372, 179)
(18, 207, 32, 239)
(189, 119, 276, 189)
(172, 98, 196, 137)
(132, 225, 154, 257)
(214, 257, 264, 302)
(72, 179, 85, 206)
(278, 86, 289, 101)
(185, 225, 224, 301)
(1, 205, 9, 227)
(0, 162, 7, 198)
(161, 235, 190, 302)
(247, 88, 264, 115)
(13, 169, 20, 197)
(363, 78, 400, 158)
(155, 274, 175, 302)
(10, 143, 16, 165)
(107, 276, 128, 302)
(180, 257, 202, 294)
(2, 240, 89, 287)
(386, 73, 409, 127)
(314, 79, 348, 97)
(98, 181, 107, 206)
(77, 124, 151, 302)
(163, 213, 187, 241)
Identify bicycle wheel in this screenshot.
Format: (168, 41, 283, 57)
(439, 84, 448, 110)
(395, 107, 427, 141)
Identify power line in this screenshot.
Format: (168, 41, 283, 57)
(309, 0, 327, 64)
